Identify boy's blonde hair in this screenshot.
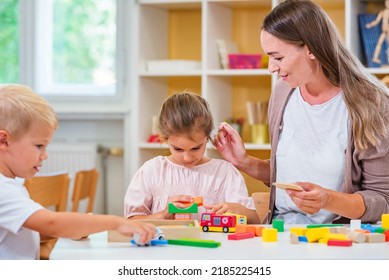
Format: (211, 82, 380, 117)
(0, 84, 58, 139)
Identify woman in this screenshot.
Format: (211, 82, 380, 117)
(213, 0, 389, 224)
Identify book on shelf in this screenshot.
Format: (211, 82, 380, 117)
(216, 39, 239, 69)
(358, 14, 389, 68)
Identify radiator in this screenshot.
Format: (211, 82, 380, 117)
(37, 143, 100, 212)
(39, 143, 98, 175)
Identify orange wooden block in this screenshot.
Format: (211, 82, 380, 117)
(355, 229, 371, 234)
(180, 196, 203, 207)
(235, 224, 248, 234)
(255, 226, 264, 237)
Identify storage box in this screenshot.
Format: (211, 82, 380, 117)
(228, 54, 261, 69)
(146, 60, 201, 72)
(108, 219, 201, 242)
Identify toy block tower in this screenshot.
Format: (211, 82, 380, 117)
(168, 196, 203, 220)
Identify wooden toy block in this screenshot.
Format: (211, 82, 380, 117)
(272, 219, 284, 232)
(318, 238, 327, 244)
(327, 240, 352, 247)
(366, 233, 385, 243)
(355, 229, 371, 234)
(255, 225, 264, 237)
(107, 219, 200, 242)
(273, 182, 303, 191)
(329, 227, 348, 235)
(180, 196, 203, 207)
(228, 232, 255, 240)
(350, 219, 361, 231)
(235, 224, 248, 234)
(306, 224, 344, 228)
(168, 238, 221, 248)
(361, 224, 380, 232)
(305, 228, 330, 243)
(374, 227, 387, 234)
(157, 225, 201, 240)
(175, 213, 191, 220)
(384, 230, 389, 242)
(348, 231, 366, 243)
(323, 233, 349, 241)
(290, 227, 308, 236)
(168, 202, 198, 214)
(235, 224, 256, 235)
(290, 233, 299, 244)
(262, 228, 277, 242)
(382, 213, 389, 229)
(298, 236, 308, 242)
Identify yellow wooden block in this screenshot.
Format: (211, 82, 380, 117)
(318, 238, 327, 244)
(321, 233, 349, 243)
(382, 214, 389, 229)
(290, 227, 308, 236)
(262, 228, 278, 242)
(305, 228, 330, 243)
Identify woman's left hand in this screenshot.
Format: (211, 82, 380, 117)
(287, 182, 329, 215)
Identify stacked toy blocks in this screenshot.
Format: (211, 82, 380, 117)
(288, 214, 389, 246)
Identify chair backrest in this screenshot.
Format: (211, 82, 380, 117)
(25, 173, 70, 212)
(252, 192, 271, 224)
(71, 168, 99, 213)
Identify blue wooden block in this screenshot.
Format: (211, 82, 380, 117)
(298, 236, 308, 242)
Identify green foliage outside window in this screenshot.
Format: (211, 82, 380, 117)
(53, 0, 116, 85)
(0, 0, 19, 83)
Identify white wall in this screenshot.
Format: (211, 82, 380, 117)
(52, 118, 126, 216)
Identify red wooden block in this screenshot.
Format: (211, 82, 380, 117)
(228, 232, 255, 240)
(384, 230, 389, 242)
(327, 240, 352, 247)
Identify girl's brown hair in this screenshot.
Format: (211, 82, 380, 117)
(158, 92, 214, 141)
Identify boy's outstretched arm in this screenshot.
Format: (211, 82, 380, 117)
(24, 209, 156, 244)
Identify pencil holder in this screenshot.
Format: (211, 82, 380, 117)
(250, 124, 269, 144)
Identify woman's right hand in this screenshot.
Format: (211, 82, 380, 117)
(212, 122, 248, 167)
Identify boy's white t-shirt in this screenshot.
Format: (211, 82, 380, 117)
(0, 174, 43, 260)
(274, 88, 349, 224)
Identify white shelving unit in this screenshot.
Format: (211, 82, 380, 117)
(126, 0, 389, 194)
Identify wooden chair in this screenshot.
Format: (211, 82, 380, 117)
(71, 168, 99, 213)
(24, 173, 70, 260)
(252, 192, 271, 224)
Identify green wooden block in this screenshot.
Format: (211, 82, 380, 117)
(167, 238, 221, 248)
(306, 224, 344, 228)
(168, 202, 198, 214)
(272, 219, 284, 232)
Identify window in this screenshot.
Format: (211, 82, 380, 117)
(1, 0, 122, 100)
(35, 0, 117, 96)
(0, 0, 19, 83)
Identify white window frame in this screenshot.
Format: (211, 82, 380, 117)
(18, 0, 130, 111)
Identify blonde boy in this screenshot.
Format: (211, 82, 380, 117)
(0, 84, 155, 259)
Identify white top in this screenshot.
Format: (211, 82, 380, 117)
(124, 156, 254, 220)
(275, 88, 349, 224)
(0, 174, 43, 260)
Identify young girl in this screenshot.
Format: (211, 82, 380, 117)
(124, 92, 259, 223)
